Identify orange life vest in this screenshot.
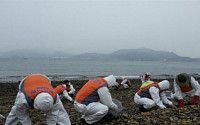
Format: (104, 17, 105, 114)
(75, 78, 108, 105)
(180, 83, 193, 92)
(137, 82, 159, 99)
(125, 78, 131, 86)
(21, 74, 57, 107)
(54, 85, 66, 94)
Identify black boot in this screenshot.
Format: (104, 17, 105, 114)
(139, 105, 148, 112)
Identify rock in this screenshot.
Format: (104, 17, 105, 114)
(141, 112, 151, 116)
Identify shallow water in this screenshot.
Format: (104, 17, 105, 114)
(0, 58, 200, 82)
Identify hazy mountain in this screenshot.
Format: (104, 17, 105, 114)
(71, 48, 200, 62)
(71, 52, 107, 60)
(0, 49, 73, 59)
(0, 48, 199, 62)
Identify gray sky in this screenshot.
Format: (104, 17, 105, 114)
(0, 0, 200, 58)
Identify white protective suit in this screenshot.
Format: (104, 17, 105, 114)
(59, 84, 74, 101)
(67, 82, 76, 95)
(74, 75, 119, 124)
(120, 78, 131, 89)
(174, 76, 200, 100)
(141, 72, 151, 84)
(134, 80, 173, 109)
(5, 74, 71, 125)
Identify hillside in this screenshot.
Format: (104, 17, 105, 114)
(71, 48, 199, 62)
(0, 48, 199, 62)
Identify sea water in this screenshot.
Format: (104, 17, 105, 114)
(0, 58, 200, 82)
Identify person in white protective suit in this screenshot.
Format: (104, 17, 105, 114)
(5, 74, 71, 125)
(140, 72, 151, 84)
(54, 80, 75, 102)
(174, 73, 200, 108)
(134, 80, 176, 112)
(74, 75, 121, 124)
(63, 80, 76, 98)
(115, 77, 131, 90)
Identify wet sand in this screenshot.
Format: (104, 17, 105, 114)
(0, 79, 200, 125)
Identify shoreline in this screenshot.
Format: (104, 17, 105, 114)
(1, 74, 200, 83)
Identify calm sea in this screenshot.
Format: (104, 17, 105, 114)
(0, 58, 200, 82)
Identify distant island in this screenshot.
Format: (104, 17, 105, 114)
(0, 48, 200, 62)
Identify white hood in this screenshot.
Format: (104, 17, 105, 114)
(158, 80, 170, 90)
(103, 75, 118, 88)
(33, 92, 54, 112)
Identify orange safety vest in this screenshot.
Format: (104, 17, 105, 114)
(75, 78, 108, 105)
(21, 74, 57, 107)
(137, 82, 159, 99)
(54, 85, 66, 94)
(125, 78, 131, 86)
(180, 83, 193, 92)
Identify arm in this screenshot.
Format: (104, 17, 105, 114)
(191, 77, 200, 96)
(68, 84, 75, 95)
(190, 77, 200, 104)
(140, 75, 145, 84)
(160, 92, 173, 105)
(174, 80, 183, 100)
(121, 79, 127, 85)
(46, 96, 60, 125)
(63, 90, 73, 101)
(149, 87, 166, 109)
(15, 92, 32, 125)
(97, 87, 118, 112)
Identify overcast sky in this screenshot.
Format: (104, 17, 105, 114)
(0, 0, 200, 58)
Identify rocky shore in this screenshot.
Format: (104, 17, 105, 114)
(0, 78, 200, 125)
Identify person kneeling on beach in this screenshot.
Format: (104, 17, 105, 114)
(134, 80, 176, 112)
(174, 73, 200, 108)
(5, 74, 71, 125)
(74, 75, 122, 124)
(140, 72, 151, 84)
(54, 80, 75, 102)
(115, 77, 131, 90)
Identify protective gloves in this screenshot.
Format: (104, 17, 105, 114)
(178, 99, 184, 108)
(190, 95, 199, 105)
(114, 86, 119, 90)
(170, 105, 177, 109)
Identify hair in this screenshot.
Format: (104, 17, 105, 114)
(177, 74, 187, 83)
(63, 80, 69, 83)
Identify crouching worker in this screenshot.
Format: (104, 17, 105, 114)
(174, 73, 200, 108)
(116, 77, 131, 90)
(5, 74, 71, 125)
(54, 81, 74, 102)
(140, 72, 151, 84)
(134, 80, 176, 112)
(74, 75, 122, 124)
(63, 80, 75, 98)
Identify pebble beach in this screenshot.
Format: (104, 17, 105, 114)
(0, 78, 200, 125)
